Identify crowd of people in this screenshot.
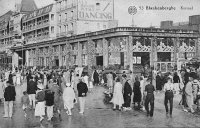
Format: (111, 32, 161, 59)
(0, 66, 200, 122)
(0, 68, 92, 122)
(103, 67, 200, 118)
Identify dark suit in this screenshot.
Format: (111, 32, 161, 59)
(27, 80, 37, 94)
(77, 81, 88, 97)
(123, 81, 132, 107)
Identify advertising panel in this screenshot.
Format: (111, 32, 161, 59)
(77, 0, 114, 21)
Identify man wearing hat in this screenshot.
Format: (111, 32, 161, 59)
(35, 80, 45, 121)
(77, 77, 88, 114)
(27, 76, 37, 109)
(3, 81, 16, 118)
(144, 77, 155, 117)
(184, 73, 195, 113)
(123, 76, 132, 111)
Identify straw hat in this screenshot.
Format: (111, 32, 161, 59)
(66, 83, 71, 87)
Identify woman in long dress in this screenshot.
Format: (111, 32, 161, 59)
(0, 78, 5, 102)
(107, 72, 113, 93)
(111, 77, 124, 111)
(133, 76, 142, 108)
(63, 83, 75, 115)
(16, 71, 21, 86)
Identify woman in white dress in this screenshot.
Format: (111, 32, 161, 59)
(111, 77, 124, 111)
(63, 83, 75, 115)
(0, 79, 5, 102)
(16, 71, 21, 86)
(12, 71, 16, 86)
(43, 72, 47, 89)
(83, 73, 89, 88)
(35, 81, 45, 122)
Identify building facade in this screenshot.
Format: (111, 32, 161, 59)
(11, 27, 200, 75)
(55, 0, 117, 38)
(0, 0, 37, 68)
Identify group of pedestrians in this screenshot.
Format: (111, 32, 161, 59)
(0, 67, 90, 122)
(107, 67, 200, 118)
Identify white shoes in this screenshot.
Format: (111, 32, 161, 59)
(79, 111, 84, 114)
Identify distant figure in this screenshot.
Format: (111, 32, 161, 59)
(133, 76, 141, 108)
(93, 70, 99, 86)
(156, 72, 162, 91)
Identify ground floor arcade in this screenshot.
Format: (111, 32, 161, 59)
(11, 27, 200, 74)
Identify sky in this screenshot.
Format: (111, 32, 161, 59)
(0, 0, 200, 27)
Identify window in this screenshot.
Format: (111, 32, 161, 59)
(64, 25, 67, 32)
(82, 43, 86, 50)
(71, 23, 73, 30)
(61, 45, 65, 51)
(71, 11, 73, 18)
(59, 15, 61, 22)
(51, 26, 54, 33)
(59, 26, 61, 33)
(65, 13, 67, 20)
(51, 14, 54, 21)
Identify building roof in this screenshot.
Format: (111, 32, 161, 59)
(22, 4, 53, 22)
(0, 11, 13, 30)
(20, 0, 37, 13)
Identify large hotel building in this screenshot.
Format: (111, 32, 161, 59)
(0, 0, 200, 75)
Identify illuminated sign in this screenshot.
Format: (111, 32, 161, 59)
(78, 0, 113, 21)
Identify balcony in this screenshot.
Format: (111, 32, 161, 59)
(22, 22, 50, 33)
(57, 32, 67, 37)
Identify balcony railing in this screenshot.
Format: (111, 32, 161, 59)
(22, 22, 50, 33)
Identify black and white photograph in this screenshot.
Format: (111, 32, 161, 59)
(0, 0, 200, 127)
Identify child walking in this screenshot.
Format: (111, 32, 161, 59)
(21, 91, 30, 117)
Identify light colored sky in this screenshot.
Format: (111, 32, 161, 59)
(0, 0, 200, 27)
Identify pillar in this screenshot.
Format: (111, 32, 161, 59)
(128, 36, 133, 71)
(59, 45, 62, 67)
(25, 50, 29, 67)
(87, 39, 96, 78)
(103, 38, 108, 68)
(65, 43, 71, 69)
(77, 42, 82, 67)
(174, 37, 180, 66)
(12, 52, 19, 68)
(196, 38, 200, 59)
(150, 37, 157, 69)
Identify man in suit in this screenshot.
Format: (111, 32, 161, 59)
(3, 81, 16, 118)
(77, 77, 88, 114)
(27, 76, 37, 109)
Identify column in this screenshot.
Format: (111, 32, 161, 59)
(59, 45, 62, 67)
(25, 50, 29, 67)
(77, 42, 82, 67)
(87, 39, 96, 77)
(174, 37, 180, 65)
(65, 43, 71, 69)
(128, 36, 133, 71)
(150, 37, 157, 68)
(196, 38, 200, 59)
(103, 38, 108, 68)
(12, 52, 19, 68)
